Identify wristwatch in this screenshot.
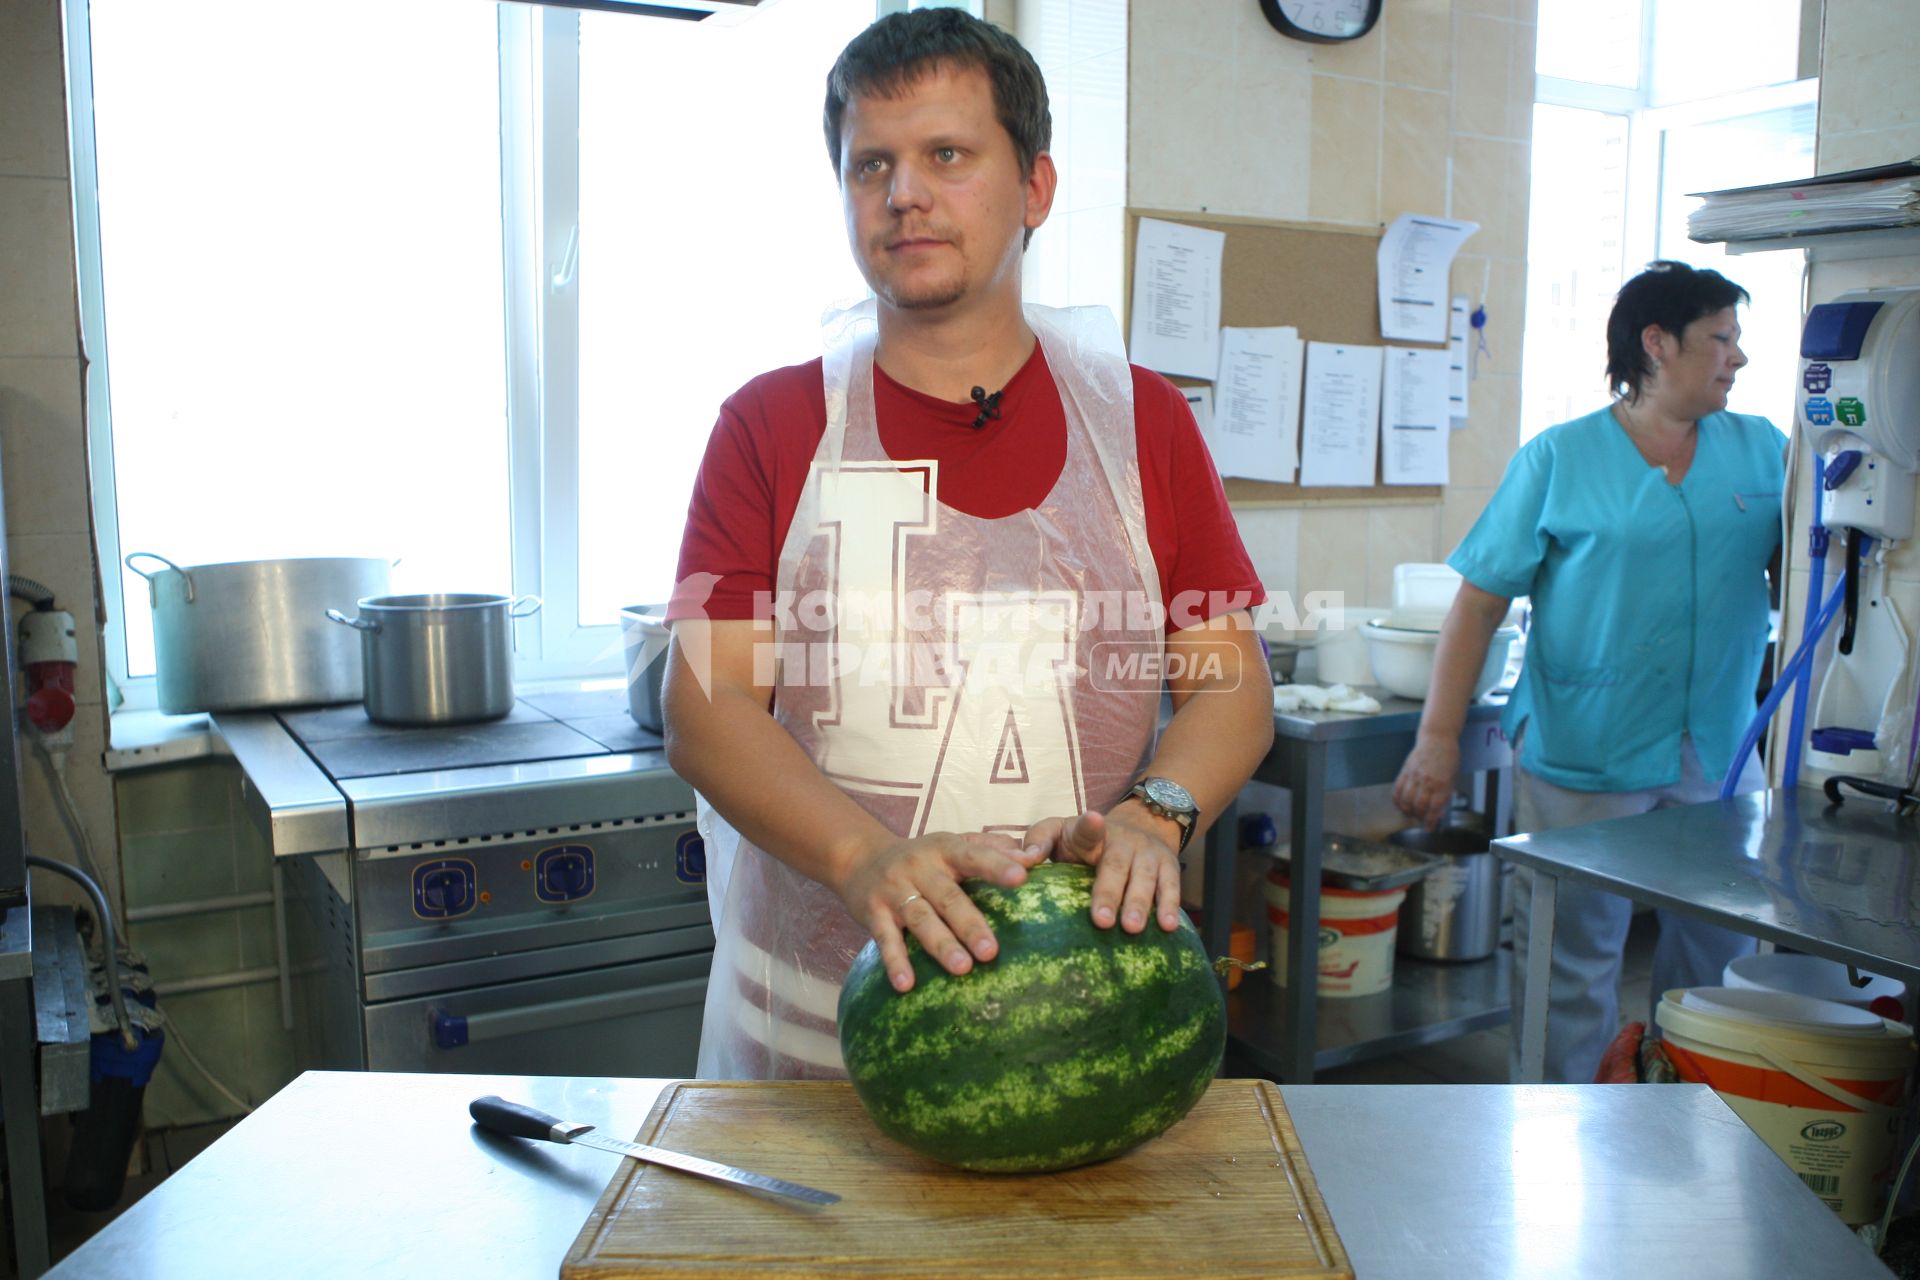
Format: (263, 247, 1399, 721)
(1124, 777, 1200, 854)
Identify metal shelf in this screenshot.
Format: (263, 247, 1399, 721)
(1720, 224, 1920, 261)
(1226, 949, 1510, 1074)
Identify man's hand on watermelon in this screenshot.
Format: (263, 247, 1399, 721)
(1022, 808, 1182, 936)
(839, 830, 1048, 993)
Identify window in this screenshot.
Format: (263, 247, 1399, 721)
(573, 3, 873, 637)
(1521, 0, 1815, 442)
(69, 0, 883, 697)
(81, 0, 513, 684)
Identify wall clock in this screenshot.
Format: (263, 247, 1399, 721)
(1258, 0, 1383, 43)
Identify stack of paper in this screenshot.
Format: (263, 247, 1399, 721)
(1688, 159, 1920, 243)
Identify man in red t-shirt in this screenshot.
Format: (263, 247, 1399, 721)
(665, 9, 1274, 1076)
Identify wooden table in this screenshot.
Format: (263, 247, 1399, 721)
(48, 1071, 1889, 1279)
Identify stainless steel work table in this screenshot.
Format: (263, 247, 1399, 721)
(48, 1070, 1888, 1278)
(1201, 694, 1513, 1082)
(1496, 786, 1920, 1082)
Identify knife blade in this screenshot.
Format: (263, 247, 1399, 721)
(469, 1095, 840, 1206)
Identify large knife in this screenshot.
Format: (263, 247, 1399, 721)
(468, 1096, 840, 1206)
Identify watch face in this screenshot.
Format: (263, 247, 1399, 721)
(1142, 778, 1196, 814)
(1259, 0, 1383, 43)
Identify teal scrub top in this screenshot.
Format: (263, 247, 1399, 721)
(1449, 406, 1786, 792)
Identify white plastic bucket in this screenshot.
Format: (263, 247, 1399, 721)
(1265, 874, 1406, 998)
(1722, 953, 1909, 1023)
(1654, 986, 1916, 1224)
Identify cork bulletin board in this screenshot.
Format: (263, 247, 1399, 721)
(1121, 208, 1444, 509)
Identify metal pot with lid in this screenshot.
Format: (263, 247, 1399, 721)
(327, 593, 540, 725)
(127, 553, 391, 714)
(1388, 821, 1502, 963)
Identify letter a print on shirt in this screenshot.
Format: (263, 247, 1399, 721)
(809, 462, 1085, 838)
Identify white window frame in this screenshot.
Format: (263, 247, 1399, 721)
(1528, 4, 1816, 447)
(1535, 23, 1818, 296)
(67, 0, 914, 704)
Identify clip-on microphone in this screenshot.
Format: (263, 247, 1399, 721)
(969, 386, 1004, 430)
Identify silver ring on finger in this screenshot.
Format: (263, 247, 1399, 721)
(897, 892, 923, 914)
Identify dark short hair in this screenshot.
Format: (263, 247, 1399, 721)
(1605, 260, 1751, 398)
(823, 9, 1051, 179)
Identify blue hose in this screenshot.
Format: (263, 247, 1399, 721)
(1783, 455, 1829, 786)
(1721, 563, 1854, 799)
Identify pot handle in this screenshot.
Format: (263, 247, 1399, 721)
(124, 552, 194, 605)
(509, 595, 543, 619)
(325, 608, 379, 633)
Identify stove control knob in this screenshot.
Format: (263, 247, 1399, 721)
(414, 860, 477, 919)
(535, 845, 596, 903)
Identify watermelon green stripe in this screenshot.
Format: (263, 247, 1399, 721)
(837, 861, 1226, 1173)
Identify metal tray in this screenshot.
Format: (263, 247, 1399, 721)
(1270, 833, 1444, 893)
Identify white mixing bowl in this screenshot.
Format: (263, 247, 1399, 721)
(1358, 619, 1518, 701)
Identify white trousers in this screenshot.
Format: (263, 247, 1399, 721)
(1507, 735, 1763, 1083)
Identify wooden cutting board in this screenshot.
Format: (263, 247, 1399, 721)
(563, 1079, 1352, 1279)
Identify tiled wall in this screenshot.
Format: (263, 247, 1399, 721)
(1, 3, 124, 916)
(1772, 0, 1920, 783)
(1126, 0, 1538, 617)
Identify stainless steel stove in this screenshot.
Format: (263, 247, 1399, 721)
(215, 686, 711, 1078)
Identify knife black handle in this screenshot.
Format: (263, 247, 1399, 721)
(471, 1095, 574, 1143)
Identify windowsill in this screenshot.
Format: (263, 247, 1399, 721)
(104, 709, 224, 772)
(104, 673, 634, 774)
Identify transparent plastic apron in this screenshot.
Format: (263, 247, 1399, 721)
(695, 301, 1163, 1079)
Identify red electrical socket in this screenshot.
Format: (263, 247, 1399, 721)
(20, 610, 77, 736)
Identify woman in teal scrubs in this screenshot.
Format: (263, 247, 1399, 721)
(1393, 261, 1786, 1083)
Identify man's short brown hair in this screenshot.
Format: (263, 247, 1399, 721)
(823, 8, 1051, 179)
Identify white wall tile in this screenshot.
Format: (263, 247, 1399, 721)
(1129, 0, 1217, 60)
(18, 709, 121, 919)
(1448, 138, 1529, 266)
(1232, 506, 1301, 600)
(1365, 503, 1442, 606)
(1382, 87, 1450, 219)
(1295, 505, 1371, 607)
(1441, 483, 1494, 555)
(1384, 0, 1453, 93)
(1819, 124, 1920, 175)
(0, 0, 70, 180)
(0, 356, 92, 536)
(1451, 12, 1514, 141)
(1449, 371, 1521, 488)
(0, 176, 80, 358)
(1128, 44, 1238, 211)
(1222, 58, 1314, 220)
(1818, 0, 1920, 136)
(1307, 74, 1382, 226)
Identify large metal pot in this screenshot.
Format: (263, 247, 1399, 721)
(126, 553, 391, 714)
(326, 593, 540, 726)
(1389, 825, 1501, 962)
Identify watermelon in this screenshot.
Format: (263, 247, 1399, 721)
(836, 861, 1226, 1173)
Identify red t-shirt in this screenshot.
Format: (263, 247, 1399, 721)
(671, 344, 1264, 632)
